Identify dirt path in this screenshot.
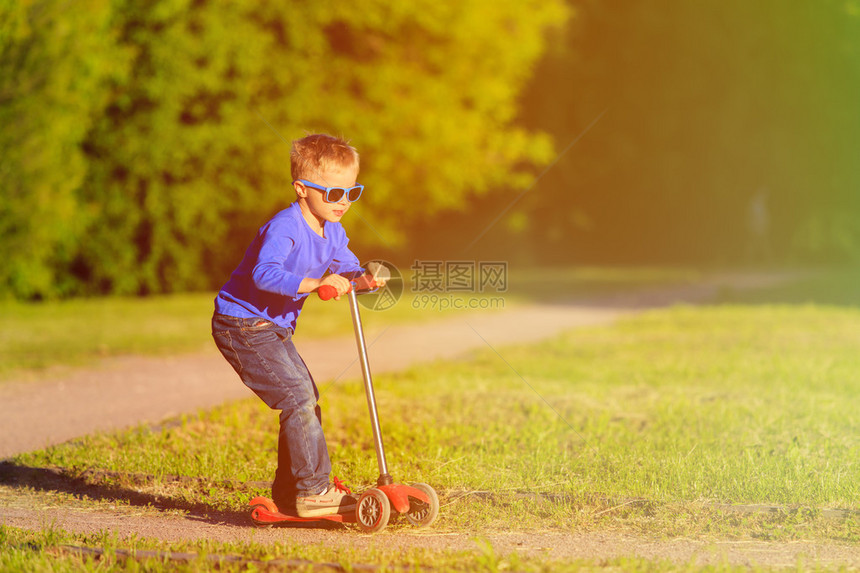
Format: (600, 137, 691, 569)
(6, 271, 852, 569)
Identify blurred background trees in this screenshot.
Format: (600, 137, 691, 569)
(509, 0, 860, 267)
(0, 0, 128, 298)
(1, 0, 858, 299)
(2, 0, 564, 298)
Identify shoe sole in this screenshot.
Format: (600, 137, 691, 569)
(296, 502, 357, 518)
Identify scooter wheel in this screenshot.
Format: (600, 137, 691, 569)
(404, 483, 439, 528)
(249, 504, 273, 529)
(357, 488, 391, 533)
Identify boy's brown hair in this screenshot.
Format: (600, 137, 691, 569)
(290, 134, 360, 182)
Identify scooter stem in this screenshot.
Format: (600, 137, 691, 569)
(347, 288, 393, 486)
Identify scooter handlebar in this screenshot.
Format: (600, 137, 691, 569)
(317, 284, 342, 301)
(317, 275, 379, 301)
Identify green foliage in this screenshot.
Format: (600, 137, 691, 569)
(78, 0, 271, 295)
(0, 0, 130, 299)
(5, 2, 860, 299)
(0, 0, 566, 298)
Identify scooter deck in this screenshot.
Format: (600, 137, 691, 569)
(249, 496, 355, 526)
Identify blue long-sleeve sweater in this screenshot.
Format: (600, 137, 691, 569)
(214, 202, 363, 330)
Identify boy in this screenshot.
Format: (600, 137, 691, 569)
(212, 133, 373, 517)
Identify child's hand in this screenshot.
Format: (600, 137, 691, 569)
(319, 274, 352, 300)
(364, 261, 390, 289)
(353, 273, 385, 291)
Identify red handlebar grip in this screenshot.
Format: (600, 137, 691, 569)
(318, 285, 338, 300)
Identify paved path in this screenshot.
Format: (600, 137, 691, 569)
(0, 273, 787, 459)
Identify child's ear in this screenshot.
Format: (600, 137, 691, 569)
(293, 181, 307, 198)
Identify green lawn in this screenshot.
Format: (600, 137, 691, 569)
(6, 267, 860, 570)
(18, 298, 860, 512)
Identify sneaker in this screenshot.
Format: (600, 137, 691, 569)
(295, 478, 357, 517)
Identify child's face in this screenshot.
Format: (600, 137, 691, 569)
(295, 163, 360, 225)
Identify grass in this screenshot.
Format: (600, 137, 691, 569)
(19, 302, 860, 518)
(0, 523, 521, 572)
(5, 266, 860, 570)
(0, 266, 697, 382)
(0, 293, 213, 380)
(3, 524, 799, 573)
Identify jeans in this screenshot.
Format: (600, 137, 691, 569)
(211, 313, 331, 503)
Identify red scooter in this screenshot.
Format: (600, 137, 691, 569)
(249, 276, 439, 533)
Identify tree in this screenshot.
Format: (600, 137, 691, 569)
(73, 0, 567, 295)
(0, 0, 129, 298)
